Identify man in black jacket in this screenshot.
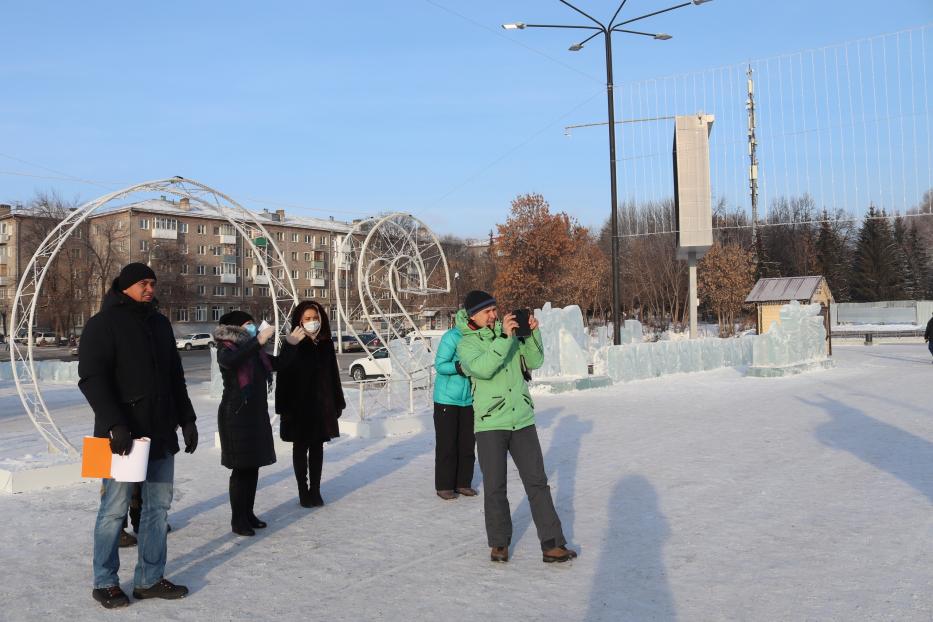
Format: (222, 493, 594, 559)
(925, 311, 933, 362)
(79, 263, 198, 609)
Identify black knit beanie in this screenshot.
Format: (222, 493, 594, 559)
(218, 310, 255, 327)
(117, 262, 157, 291)
(463, 290, 496, 316)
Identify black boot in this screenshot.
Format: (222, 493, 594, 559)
(230, 470, 256, 536)
(293, 442, 313, 507)
(308, 442, 325, 507)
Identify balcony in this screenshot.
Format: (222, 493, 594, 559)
(151, 228, 177, 240)
(310, 278, 327, 288)
(220, 274, 237, 284)
(0, 233, 10, 244)
(251, 274, 269, 285)
(221, 254, 238, 264)
(219, 234, 237, 245)
(0, 275, 10, 286)
(311, 260, 326, 270)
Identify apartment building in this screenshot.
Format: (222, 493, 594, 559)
(1, 197, 363, 336)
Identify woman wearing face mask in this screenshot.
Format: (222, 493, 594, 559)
(213, 311, 305, 536)
(275, 301, 346, 507)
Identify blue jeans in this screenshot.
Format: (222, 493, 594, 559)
(928, 340, 933, 358)
(93, 454, 174, 589)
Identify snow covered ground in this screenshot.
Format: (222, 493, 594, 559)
(0, 343, 931, 621)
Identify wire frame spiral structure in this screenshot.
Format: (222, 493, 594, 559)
(335, 213, 450, 382)
(9, 177, 298, 455)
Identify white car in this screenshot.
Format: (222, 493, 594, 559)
(176, 333, 213, 351)
(348, 347, 392, 381)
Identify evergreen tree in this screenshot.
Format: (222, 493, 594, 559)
(850, 207, 906, 301)
(815, 210, 852, 302)
(899, 220, 933, 299)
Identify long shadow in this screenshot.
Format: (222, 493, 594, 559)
(586, 475, 676, 622)
(170, 436, 383, 531)
(803, 394, 933, 503)
(510, 413, 591, 551)
(168, 432, 434, 592)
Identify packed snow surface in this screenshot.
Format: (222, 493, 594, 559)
(0, 344, 930, 621)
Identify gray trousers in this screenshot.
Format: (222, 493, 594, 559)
(475, 425, 566, 551)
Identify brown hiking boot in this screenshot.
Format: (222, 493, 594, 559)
(542, 546, 578, 563)
(436, 490, 459, 500)
(490, 546, 509, 563)
(456, 487, 478, 497)
(118, 529, 137, 548)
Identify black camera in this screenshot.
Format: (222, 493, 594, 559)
(512, 308, 532, 338)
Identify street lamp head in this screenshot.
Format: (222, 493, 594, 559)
(568, 43, 584, 52)
(502, 22, 526, 30)
(654, 33, 673, 40)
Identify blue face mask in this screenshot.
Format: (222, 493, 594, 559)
(244, 323, 257, 337)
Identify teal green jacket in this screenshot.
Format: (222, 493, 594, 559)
(432, 312, 472, 407)
(456, 317, 544, 433)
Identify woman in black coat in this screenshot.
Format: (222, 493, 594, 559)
(275, 300, 346, 508)
(213, 310, 303, 536)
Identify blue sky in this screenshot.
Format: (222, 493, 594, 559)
(2, 1, 931, 238)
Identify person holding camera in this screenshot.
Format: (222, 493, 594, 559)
(432, 308, 476, 500)
(456, 290, 577, 564)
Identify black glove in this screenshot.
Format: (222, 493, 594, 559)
(109, 425, 134, 456)
(455, 361, 466, 377)
(182, 421, 198, 454)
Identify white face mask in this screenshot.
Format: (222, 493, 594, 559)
(303, 320, 321, 334)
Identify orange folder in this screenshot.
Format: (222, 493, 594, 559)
(81, 436, 112, 479)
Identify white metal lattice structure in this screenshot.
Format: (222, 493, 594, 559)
(335, 213, 450, 382)
(9, 177, 298, 455)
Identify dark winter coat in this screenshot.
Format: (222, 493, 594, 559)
(925, 316, 933, 341)
(79, 280, 197, 459)
(275, 336, 346, 444)
(213, 324, 296, 469)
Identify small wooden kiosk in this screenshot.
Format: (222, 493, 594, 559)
(745, 276, 834, 353)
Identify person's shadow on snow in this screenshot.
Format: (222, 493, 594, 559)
(804, 394, 933, 503)
(168, 433, 433, 592)
(585, 475, 676, 622)
(509, 413, 591, 552)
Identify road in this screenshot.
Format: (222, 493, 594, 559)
(1, 344, 367, 384)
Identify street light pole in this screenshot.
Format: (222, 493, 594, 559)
(503, 1, 711, 345)
(603, 29, 622, 346)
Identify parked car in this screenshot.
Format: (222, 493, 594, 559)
(359, 332, 383, 349)
(15, 331, 58, 346)
(332, 334, 364, 353)
(176, 333, 213, 350)
(348, 347, 392, 381)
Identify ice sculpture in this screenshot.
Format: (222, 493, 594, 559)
(751, 301, 828, 370)
(532, 303, 588, 378)
(559, 327, 589, 377)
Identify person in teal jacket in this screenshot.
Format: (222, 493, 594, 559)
(431, 310, 477, 500)
(456, 290, 577, 565)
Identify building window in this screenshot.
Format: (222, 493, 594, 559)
(212, 246, 222, 256)
(275, 231, 284, 241)
(197, 285, 206, 295)
(291, 270, 299, 279)
(290, 233, 298, 243)
(197, 245, 206, 255)
(154, 217, 177, 230)
(275, 268, 284, 278)
(291, 251, 298, 261)
(319, 235, 328, 246)
(258, 287, 269, 297)
(233, 287, 241, 297)
(212, 305, 223, 321)
(197, 224, 206, 235)
(303, 252, 311, 262)
(175, 308, 189, 322)
(139, 218, 150, 230)
(139, 240, 149, 252)
(305, 234, 312, 244)
(211, 266, 219, 276)
(195, 305, 206, 322)
(304, 288, 313, 297)
(320, 289, 327, 298)
(246, 248, 254, 258)
(305, 271, 312, 280)
(196, 265, 206, 275)
(181, 264, 189, 275)
(179, 222, 188, 234)
(213, 226, 220, 235)
(213, 286, 226, 296)
(245, 287, 253, 297)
